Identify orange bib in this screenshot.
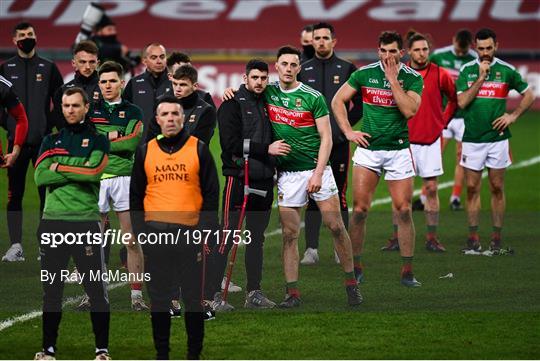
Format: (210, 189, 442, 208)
(143, 136, 202, 226)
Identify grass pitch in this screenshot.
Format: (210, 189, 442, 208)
(0, 112, 539, 359)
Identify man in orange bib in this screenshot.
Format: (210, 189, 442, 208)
(130, 95, 219, 360)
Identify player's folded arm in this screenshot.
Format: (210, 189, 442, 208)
(110, 118, 143, 153)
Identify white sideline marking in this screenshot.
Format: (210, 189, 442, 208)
(1, 156, 539, 332)
(0, 282, 127, 332)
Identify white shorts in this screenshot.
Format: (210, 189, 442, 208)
(352, 147, 415, 181)
(410, 138, 444, 178)
(460, 140, 512, 171)
(99, 176, 130, 213)
(442, 118, 465, 141)
(277, 166, 338, 207)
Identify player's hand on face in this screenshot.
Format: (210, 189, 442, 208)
(345, 130, 371, 148)
(492, 112, 516, 131)
(268, 140, 291, 156)
(222, 87, 238, 101)
(383, 56, 399, 82)
(479, 61, 491, 80)
(307, 172, 322, 194)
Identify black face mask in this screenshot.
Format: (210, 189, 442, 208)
(17, 38, 36, 54)
(302, 45, 315, 59)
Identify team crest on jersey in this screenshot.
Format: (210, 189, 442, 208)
(462, 155, 467, 163)
(295, 98, 302, 107)
(278, 192, 284, 201)
(495, 72, 502, 80)
(81, 138, 89, 147)
(333, 75, 340, 84)
(85, 246, 93, 256)
(119, 111, 125, 118)
(455, 60, 462, 69)
(93, 91, 99, 100)
(189, 114, 196, 123)
(36, 73, 43, 82)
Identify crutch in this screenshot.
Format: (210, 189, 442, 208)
(221, 140, 267, 303)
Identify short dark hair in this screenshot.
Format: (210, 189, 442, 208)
(312, 22, 335, 38)
(301, 24, 314, 34)
(475, 28, 497, 43)
(173, 64, 198, 83)
(63, 87, 89, 105)
(277, 45, 301, 60)
(455, 29, 473, 49)
(405, 30, 429, 49)
(73, 40, 99, 56)
(246, 59, 268, 75)
(156, 95, 183, 112)
(98, 61, 124, 78)
(378, 31, 403, 50)
(167, 52, 191, 69)
(13, 22, 34, 36)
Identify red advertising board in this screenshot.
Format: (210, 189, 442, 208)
(1, 0, 539, 50)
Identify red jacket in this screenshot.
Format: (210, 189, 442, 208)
(408, 62, 457, 145)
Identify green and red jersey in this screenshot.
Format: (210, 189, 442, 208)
(456, 57, 529, 143)
(430, 45, 477, 118)
(347, 61, 423, 150)
(264, 82, 329, 171)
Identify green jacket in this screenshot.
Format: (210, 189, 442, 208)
(34, 121, 109, 221)
(89, 99, 143, 178)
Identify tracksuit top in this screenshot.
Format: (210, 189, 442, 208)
(218, 84, 275, 180)
(298, 53, 363, 145)
(123, 70, 171, 126)
(89, 99, 143, 178)
(407, 62, 457, 145)
(0, 53, 64, 145)
(34, 121, 109, 221)
(0, 75, 28, 151)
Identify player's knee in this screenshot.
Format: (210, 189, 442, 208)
(351, 208, 368, 224)
(326, 220, 346, 239)
(467, 184, 480, 196)
(396, 208, 412, 223)
(424, 182, 438, 197)
(282, 229, 298, 246)
(490, 183, 504, 198)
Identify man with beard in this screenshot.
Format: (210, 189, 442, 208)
(205, 59, 290, 312)
(52, 40, 101, 128)
(332, 31, 423, 287)
(381, 31, 457, 253)
(297, 22, 362, 266)
(0, 22, 63, 262)
(457, 28, 534, 252)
